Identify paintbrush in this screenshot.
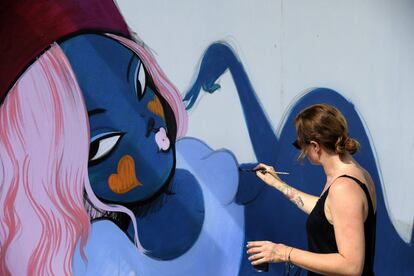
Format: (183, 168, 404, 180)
(238, 168, 289, 175)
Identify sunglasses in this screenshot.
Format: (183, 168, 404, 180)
(292, 139, 310, 150)
(292, 140, 301, 150)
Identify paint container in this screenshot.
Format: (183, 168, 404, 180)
(253, 262, 269, 272)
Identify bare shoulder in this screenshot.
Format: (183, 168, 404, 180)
(327, 167, 377, 219)
(346, 165, 377, 211)
(329, 177, 367, 203)
(326, 178, 368, 222)
(339, 164, 376, 209)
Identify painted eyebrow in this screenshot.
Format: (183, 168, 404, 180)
(88, 108, 106, 117)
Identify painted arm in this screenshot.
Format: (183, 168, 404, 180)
(184, 42, 279, 164)
(247, 179, 366, 275)
(255, 163, 318, 214)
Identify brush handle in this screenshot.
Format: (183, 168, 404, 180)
(238, 168, 289, 175)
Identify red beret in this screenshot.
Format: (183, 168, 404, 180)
(0, 0, 131, 101)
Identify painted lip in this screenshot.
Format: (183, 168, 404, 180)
(145, 117, 171, 152)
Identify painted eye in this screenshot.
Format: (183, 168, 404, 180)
(89, 132, 124, 163)
(135, 62, 147, 99)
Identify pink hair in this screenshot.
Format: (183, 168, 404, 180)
(108, 34, 188, 138)
(0, 44, 91, 275)
(0, 34, 188, 275)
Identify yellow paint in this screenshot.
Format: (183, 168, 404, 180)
(147, 96, 165, 119)
(108, 155, 142, 194)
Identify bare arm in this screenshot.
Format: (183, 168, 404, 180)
(254, 163, 319, 214)
(247, 178, 367, 275)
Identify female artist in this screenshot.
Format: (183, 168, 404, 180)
(247, 103, 376, 275)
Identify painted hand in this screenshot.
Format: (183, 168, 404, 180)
(183, 43, 238, 110)
(246, 241, 288, 265)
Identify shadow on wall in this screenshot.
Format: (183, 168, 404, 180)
(185, 42, 414, 275)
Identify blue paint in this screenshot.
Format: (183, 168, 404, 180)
(74, 137, 244, 275)
(127, 168, 205, 260)
(185, 42, 414, 275)
(184, 42, 279, 164)
(62, 35, 413, 274)
(73, 220, 141, 275)
(61, 35, 204, 260)
(158, 137, 244, 275)
(61, 34, 175, 203)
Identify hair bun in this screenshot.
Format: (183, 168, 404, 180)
(344, 137, 360, 155)
(335, 136, 360, 155)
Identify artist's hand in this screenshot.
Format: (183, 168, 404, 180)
(246, 241, 289, 265)
(254, 163, 282, 187)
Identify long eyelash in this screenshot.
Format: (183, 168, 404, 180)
(90, 131, 123, 143)
(136, 62, 147, 100)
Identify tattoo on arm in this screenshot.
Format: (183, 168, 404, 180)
(282, 185, 305, 208)
(294, 196, 304, 208)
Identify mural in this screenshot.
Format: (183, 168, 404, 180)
(184, 42, 414, 275)
(0, 0, 413, 275)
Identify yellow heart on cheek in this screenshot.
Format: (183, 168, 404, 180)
(108, 155, 142, 194)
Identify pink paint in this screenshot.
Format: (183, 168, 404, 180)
(0, 44, 90, 275)
(155, 127, 171, 151)
(0, 34, 183, 274)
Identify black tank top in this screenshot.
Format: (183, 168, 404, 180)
(306, 175, 376, 276)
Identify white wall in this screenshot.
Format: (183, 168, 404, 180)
(117, 0, 414, 243)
